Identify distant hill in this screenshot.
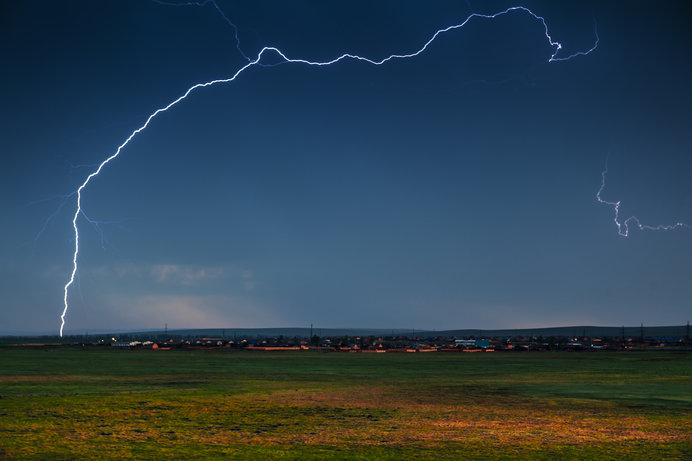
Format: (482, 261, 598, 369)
(123, 325, 688, 339)
(2, 324, 688, 340)
(122, 327, 418, 339)
(435, 325, 688, 339)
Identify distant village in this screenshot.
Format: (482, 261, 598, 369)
(5, 323, 691, 351)
(10, 328, 689, 352)
(108, 332, 692, 352)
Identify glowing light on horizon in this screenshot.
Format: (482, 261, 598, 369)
(59, 6, 598, 336)
(597, 162, 690, 237)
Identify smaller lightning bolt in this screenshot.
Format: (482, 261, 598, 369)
(32, 192, 77, 242)
(34, 163, 102, 242)
(79, 211, 122, 251)
(597, 162, 689, 237)
(151, 0, 251, 62)
(550, 21, 599, 62)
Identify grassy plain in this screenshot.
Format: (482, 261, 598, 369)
(0, 347, 690, 459)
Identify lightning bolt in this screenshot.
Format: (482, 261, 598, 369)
(59, 6, 598, 336)
(597, 162, 689, 237)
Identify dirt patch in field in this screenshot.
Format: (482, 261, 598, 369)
(227, 386, 692, 446)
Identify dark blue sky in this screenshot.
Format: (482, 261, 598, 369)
(2, 1, 691, 334)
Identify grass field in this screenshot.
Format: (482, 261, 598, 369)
(0, 348, 690, 459)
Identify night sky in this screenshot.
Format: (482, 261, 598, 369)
(2, 1, 691, 334)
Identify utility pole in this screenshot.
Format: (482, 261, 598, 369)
(165, 323, 167, 336)
(640, 323, 644, 342)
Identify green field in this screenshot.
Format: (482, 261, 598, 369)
(0, 348, 690, 460)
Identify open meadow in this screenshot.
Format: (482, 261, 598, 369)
(0, 348, 690, 459)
